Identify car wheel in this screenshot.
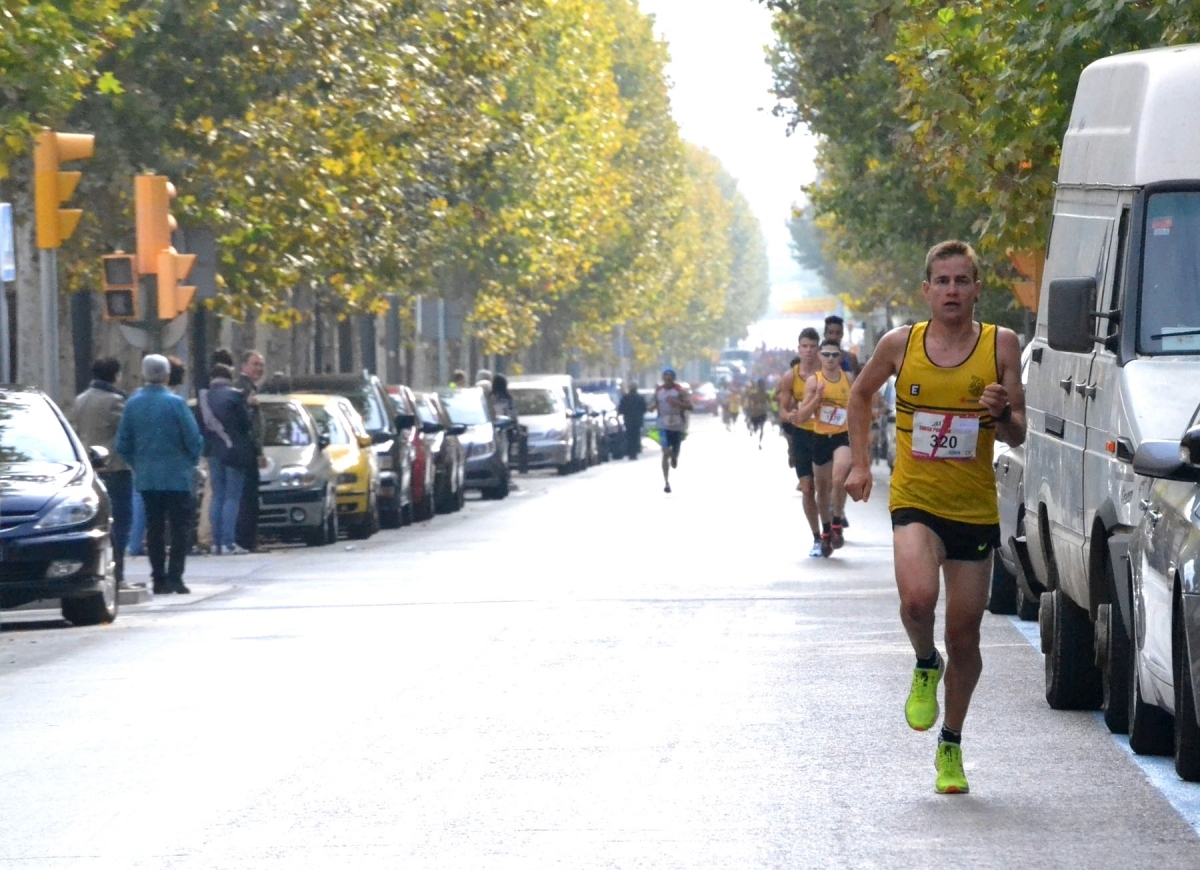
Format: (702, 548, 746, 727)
(379, 489, 403, 530)
(987, 554, 1018, 615)
(1174, 601, 1200, 780)
(305, 499, 337, 546)
(1128, 630, 1174, 755)
(415, 489, 435, 521)
(347, 515, 374, 539)
(1016, 582, 1040, 621)
(61, 544, 118, 626)
(1041, 588, 1103, 710)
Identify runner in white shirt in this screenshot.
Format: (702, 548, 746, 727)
(654, 367, 692, 493)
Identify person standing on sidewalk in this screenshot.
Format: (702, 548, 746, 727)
(69, 357, 137, 590)
(778, 328, 823, 556)
(653, 368, 691, 493)
(116, 354, 204, 595)
(198, 362, 255, 555)
(617, 381, 647, 460)
(845, 240, 1025, 795)
(234, 350, 265, 552)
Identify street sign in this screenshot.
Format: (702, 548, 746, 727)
(0, 204, 14, 282)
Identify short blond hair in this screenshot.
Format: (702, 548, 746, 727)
(924, 240, 979, 283)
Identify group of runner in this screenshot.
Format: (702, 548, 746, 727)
(646, 241, 1026, 796)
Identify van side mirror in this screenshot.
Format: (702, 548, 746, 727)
(395, 412, 416, 431)
(1046, 277, 1099, 352)
(1132, 438, 1200, 482)
(420, 420, 443, 435)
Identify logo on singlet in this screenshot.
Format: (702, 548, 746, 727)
(968, 376, 985, 399)
(910, 384, 921, 396)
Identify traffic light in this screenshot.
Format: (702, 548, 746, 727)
(100, 254, 139, 321)
(33, 130, 95, 250)
(156, 248, 197, 320)
(134, 174, 177, 275)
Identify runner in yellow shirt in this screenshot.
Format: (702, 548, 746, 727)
(790, 339, 851, 555)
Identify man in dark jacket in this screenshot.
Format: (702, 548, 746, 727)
(116, 354, 204, 595)
(617, 381, 647, 460)
(233, 350, 265, 551)
(69, 358, 135, 588)
(198, 362, 255, 555)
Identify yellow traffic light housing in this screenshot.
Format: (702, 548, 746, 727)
(33, 130, 95, 250)
(157, 248, 197, 320)
(100, 254, 139, 321)
(135, 175, 178, 275)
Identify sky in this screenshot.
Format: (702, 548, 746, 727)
(636, 0, 824, 327)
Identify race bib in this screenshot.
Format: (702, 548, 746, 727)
(911, 410, 979, 460)
(819, 405, 847, 427)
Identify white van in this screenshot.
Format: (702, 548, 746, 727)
(1024, 45, 1200, 728)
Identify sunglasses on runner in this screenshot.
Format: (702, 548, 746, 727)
(820, 350, 842, 358)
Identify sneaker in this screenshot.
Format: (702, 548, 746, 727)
(223, 544, 251, 555)
(839, 514, 850, 529)
(820, 533, 833, 558)
(935, 741, 969, 794)
(808, 538, 824, 558)
(670, 453, 678, 469)
(830, 523, 845, 550)
(905, 656, 945, 731)
(171, 582, 191, 595)
(664, 483, 671, 494)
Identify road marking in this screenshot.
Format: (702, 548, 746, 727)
(1009, 616, 1200, 836)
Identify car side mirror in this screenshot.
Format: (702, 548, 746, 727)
(317, 434, 330, 450)
(87, 445, 109, 469)
(357, 434, 374, 449)
(421, 420, 443, 435)
(371, 430, 393, 445)
(494, 415, 513, 429)
(588, 410, 600, 417)
(1046, 277, 1098, 352)
(1132, 438, 1200, 482)
(395, 412, 416, 431)
(448, 423, 467, 436)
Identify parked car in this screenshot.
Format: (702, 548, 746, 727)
(291, 393, 380, 539)
(510, 374, 590, 471)
(989, 345, 1038, 620)
(387, 384, 436, 521)
(510, 383, 577, 473)
(0, 386, 117, 625)
(1125, 415, 1200, 782)
(254, 395, 338, 547)
(437, 386, 511, 499)
(265, 372, 415, 529)
(691, 382, 720, 415)
(415, 392, 467, 513)
(582, 391, 624, 461)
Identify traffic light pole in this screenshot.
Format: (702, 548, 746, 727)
(39, 248, 59, 402)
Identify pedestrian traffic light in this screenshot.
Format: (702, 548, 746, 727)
(100, 253, 139, 321)
(135, 174, 181, 275)
(156, 248, 196, 320)
(33, 130, 95, 250)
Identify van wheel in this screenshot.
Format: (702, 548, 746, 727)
(1128, 635, 1173, 755)
(1042, 589, 1103, 710)
(1174, 603, 1200, 780)
(987, 555, 1018, 615)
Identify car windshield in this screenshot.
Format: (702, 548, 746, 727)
(0, 395, 77, 464)
(1139, 190, 1200, 354)
(583, 393, 615, 412)
(342, 388, 387, 433)
(439, 390, 489, 425)
(512, 388, 560, 416)
(260, 404, 312, 447)
(304, 404, 350, 445)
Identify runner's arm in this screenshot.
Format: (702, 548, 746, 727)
(791, 375, 822, 425)
(778, 369, 796, 413)
(983, 327, 1026, 448)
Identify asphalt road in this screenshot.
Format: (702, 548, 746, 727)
(1, 414, 1198, 868)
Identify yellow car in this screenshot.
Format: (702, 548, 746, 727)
(291, 393, 379, 539)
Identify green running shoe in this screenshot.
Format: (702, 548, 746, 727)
(904, 657, 944, 731)
(935, 741, 969, 794)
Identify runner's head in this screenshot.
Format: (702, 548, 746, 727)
(823, 315, 844, 345)
(798, 327, 820, 364)
(662, 367, 676, 386)
(819, 339, 843, 375)
(924, 239, 979, 283)
(923, 240, 981, 320)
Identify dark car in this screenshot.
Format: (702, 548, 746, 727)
(437, 386, 511, 499)
(1124, 415, 1200, 782)
(388, 384, 436, 521)
(264, 372, 416, 529)
(0, 386, 117, 626)
(415, 392, 467, 513)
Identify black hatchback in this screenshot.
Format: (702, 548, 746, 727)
(0, 387, 117, 625)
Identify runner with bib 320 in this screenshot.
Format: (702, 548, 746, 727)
(844, 240, 1026, 796)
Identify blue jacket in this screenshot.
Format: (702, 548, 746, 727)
(198, 379, 255, 468)
(115, 385, 203, 492)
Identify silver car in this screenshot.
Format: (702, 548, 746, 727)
(510, 384, 576, 474)
(255, 395, 338, 546)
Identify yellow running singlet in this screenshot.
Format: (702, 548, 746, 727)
(790, 364, 816, 432)
(890, 321, 1000, 526)
(813, 370, 850, 435)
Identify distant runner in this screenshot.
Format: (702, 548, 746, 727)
(791, 339, 852, 555)
(654, 367, 692, 493)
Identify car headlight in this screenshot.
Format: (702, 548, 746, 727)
(34, 488, 100, 531)
(337, 472, 359, 485)
(467, 441, 494, 459)
(278, 465, 317, 487)
(539, 429, 563, 441)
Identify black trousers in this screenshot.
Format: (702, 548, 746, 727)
(235, 460, 260, 551)
(100, 470, 133, 582)
(142, 490, 194, 587)
(624, 420, 643, 457)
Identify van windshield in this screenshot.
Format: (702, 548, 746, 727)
(1139, 191, 1200, 354)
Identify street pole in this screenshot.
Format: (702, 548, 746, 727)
(437, 297, 447, 385)
(39, 248, 58, 401)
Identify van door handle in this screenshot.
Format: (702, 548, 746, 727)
(1059, 376, 1073, 392)
(1074, 382, 1096, 399)
(1148, 510, 1163, 526)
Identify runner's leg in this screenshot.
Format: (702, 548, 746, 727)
(831, 444, 852, 519)
(893, 523, 944, 660)
(940, 557, 991, 731)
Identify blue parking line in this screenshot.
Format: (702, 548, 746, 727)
(1008, 616, 1200, 836)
